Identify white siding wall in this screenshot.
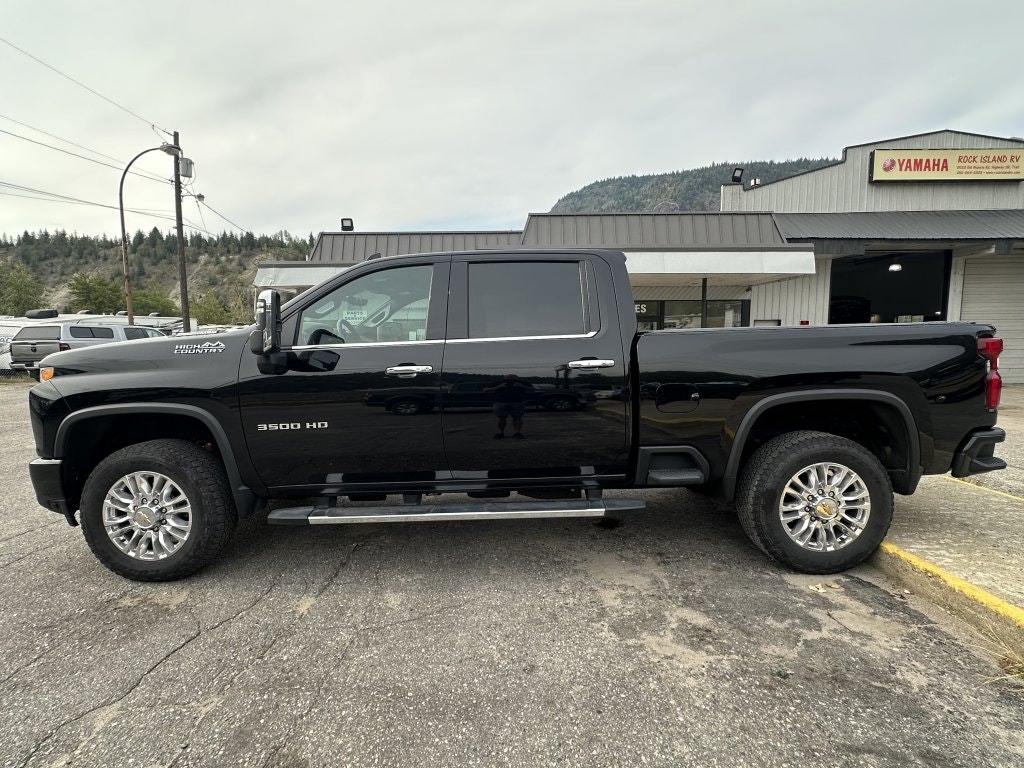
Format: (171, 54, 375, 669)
(750, 258, 832, 326)
(721, 131, 1024, 213)
(958, 255, 1024, 384)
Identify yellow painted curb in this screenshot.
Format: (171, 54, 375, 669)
(879, 541, 1024, 629)
(939, 475, 1024, 504)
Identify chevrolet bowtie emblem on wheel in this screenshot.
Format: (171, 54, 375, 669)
(173, 341, 226, 355)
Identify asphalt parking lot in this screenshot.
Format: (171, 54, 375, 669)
(2, 380, 1023, 768)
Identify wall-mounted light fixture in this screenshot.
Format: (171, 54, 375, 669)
(888, 262, 903, 273)
(731, 167, 744, 183)
(340, 218, 354, 231)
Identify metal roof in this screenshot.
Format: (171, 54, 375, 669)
(521, 212, 788, 248)
(841, 129, 1024, 151)
(776, 210, 1024, 240)
(727, 130, 1024, 193)
(310, 231, 522, 261)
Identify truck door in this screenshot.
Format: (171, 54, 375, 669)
(441, 255, 630, 481)
(237, 260, 449, 491)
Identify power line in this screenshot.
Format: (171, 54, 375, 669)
(0, 112, 122, 163)
(0, 35, 172, 136)
(0, 180, 216, 235)
(0, 190, 176, 222)
(1, 179, 120, 205)
(0, 187, 175, 220)
(193, 197, 208, 232)
(199, 200, 248, 233)
(0, 112, 169, 184)
(0, 126, 171, 186)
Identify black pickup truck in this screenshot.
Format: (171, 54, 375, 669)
(363, 379, 596, 415)
(27, 249, 1006, 581)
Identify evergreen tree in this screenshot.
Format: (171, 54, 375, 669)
(68, 273, 123, 314)
(189, 291, 230, 325)
(134, 288, 179, 316)
(0, 261, 45, 316)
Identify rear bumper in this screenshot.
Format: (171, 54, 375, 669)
(29, 458, 77, 525)
(9, 362, 41, 380)
(950, 428, 1006, 478)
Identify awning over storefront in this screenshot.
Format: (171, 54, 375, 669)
(257, 213, 816, 292)
(625, 246, 817, 286)
(256, 246, 818, 292)
(254, 261, 359, 291)
(775, 209, 1024, 241)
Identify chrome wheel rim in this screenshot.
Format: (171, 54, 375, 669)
(778, 462, 870, 552)
(103, 472, 192, 560)
(393, 401, 419, 415)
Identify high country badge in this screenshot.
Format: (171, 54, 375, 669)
(174, 341, 227, 355)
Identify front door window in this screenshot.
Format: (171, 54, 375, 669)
(297, 265, 433, 345)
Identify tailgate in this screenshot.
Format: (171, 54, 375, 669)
(10, 342, 61, 365)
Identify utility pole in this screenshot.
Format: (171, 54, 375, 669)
(119, 142, 181, 326)
(172, 130, 191, 332)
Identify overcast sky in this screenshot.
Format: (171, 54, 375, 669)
(2, 0, 1022, 241)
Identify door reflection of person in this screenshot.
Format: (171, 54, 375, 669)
(484, 374, 530, 439)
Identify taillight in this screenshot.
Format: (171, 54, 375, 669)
(978, 337, 1003, 409)
(58, 343, 71, 351)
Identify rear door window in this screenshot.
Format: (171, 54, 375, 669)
(467, 261, 588, 338)
(14, 326, 60, 341)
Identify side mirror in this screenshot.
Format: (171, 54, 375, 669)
(250, 289, 281, 354)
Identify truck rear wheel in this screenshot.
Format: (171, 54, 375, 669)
(735, 430, 893, 574)
(80, 439, 237, 581)
(390, 398, 425, 415)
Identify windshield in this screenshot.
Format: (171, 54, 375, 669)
(13, 326, 60, 341)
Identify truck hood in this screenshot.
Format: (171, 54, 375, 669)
(40, 328, 253, 374)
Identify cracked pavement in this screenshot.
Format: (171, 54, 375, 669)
(1, 381, 1023, 768)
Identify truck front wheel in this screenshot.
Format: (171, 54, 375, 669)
(80, 439, 237, 581)
(735, 430, 893, 574)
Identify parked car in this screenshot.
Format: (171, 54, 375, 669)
(10, 321, 164, 379)
(28, 248, 1005, 581)
(573, 383, 624, 400)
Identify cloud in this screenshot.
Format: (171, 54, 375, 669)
(2, 0, 1023, 239)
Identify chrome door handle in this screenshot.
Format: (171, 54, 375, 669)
(567, 359, 616, 369)
(385, 365, 433, 377)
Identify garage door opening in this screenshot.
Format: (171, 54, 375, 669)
(829, 251, 950, 324)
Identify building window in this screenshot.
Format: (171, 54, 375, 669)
(829, 251, 950, 324)
(636, 299, 750, 329)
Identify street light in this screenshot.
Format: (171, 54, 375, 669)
(119, 143, 180, 325)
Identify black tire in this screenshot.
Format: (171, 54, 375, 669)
(542, 396, 574, 412)
(390, 398, 423, 416)
(80, 439, 237, 581)
(735, 430, 893, 574)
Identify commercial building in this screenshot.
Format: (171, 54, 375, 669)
(255, 129, 1024, 381)
(722, 130, 1024, 382)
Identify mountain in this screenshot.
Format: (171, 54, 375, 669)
(0, 229, 312, 323)
(3, 157, 838, 323)
(550, 158, 836, 213)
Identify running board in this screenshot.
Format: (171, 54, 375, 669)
(267, 498, 646, 525)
